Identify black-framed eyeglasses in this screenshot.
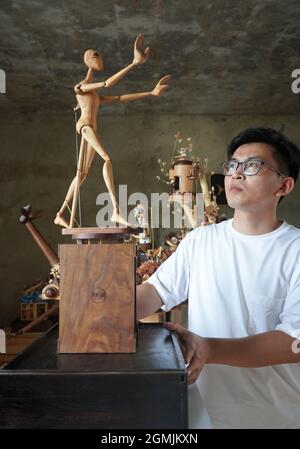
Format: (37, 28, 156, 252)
(221, 158, 287, 177)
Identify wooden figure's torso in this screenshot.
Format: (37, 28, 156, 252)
(75, 89, 101, 134)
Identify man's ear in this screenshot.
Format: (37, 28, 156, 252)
(275, 177, 295, 199)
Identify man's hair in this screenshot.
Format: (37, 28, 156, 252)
(227, 127, 300, 183)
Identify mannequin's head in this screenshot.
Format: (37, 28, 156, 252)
(84, 49, 103, 71)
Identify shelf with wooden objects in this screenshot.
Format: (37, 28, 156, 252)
(0, 330, 43, 367)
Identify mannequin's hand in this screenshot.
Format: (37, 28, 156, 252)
(151, 75, 171, 96)
(133, 34, 150, 65)
(164, 322, 211, 384)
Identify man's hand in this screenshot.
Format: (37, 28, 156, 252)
(165, 326, 300, 374)
(151, 75, 171, 96)
(132, 33, 150, 65)
(164, 322, 211, 384)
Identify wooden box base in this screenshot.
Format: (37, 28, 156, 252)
(58, 243, 136, 353)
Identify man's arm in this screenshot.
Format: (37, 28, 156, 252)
(136, 283, 164, 320)
(207, 330, 300, 367)
(165, 322, 300, 384)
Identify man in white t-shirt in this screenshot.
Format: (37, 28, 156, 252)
(137, 127, 300, 428)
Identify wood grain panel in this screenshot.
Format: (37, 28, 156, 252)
(59, 243, 136, 353)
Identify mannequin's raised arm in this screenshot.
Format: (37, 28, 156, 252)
(75, 80, 106, 94)
(100, 75, 171, 103)
(100, 90, 151, 104)
(104, 34, 150, 88)
(75, 62, 140, 94)
(104, 62, 138, 88)
(75, 35, 150, 94)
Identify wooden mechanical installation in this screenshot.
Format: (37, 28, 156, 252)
(167, 136, 219, 228)
(53, 34, 171, 353)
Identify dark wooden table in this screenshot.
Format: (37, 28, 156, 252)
(0, 323, 187, 429)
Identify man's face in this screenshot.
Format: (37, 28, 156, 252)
(224, 142, 286, 212)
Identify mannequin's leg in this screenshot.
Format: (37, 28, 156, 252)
(54, 139, 95, 227)
(81, 126, 131, 227)
(69, 137, 88, 227)
(81, 126, 117, 206)
(57, 145, 95, 212)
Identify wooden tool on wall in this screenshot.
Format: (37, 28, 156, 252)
(20, 204, 59, 267)
(19, 205, 59, 333)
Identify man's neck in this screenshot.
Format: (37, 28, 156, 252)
(232, 209, 283, 235)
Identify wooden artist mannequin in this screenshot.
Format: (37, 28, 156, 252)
(55, 34, 171, 228)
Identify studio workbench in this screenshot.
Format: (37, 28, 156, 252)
(0, 323, 187, 429)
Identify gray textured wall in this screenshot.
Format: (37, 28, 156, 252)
(0, 113, 299, 325)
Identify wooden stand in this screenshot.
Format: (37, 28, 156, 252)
(0, 324, 187, 429)
(58, 228, 137, 353)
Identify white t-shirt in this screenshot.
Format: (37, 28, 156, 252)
(147, 219, 300, 428)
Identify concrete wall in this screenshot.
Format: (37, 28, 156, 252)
(0, 113, 299, 326)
